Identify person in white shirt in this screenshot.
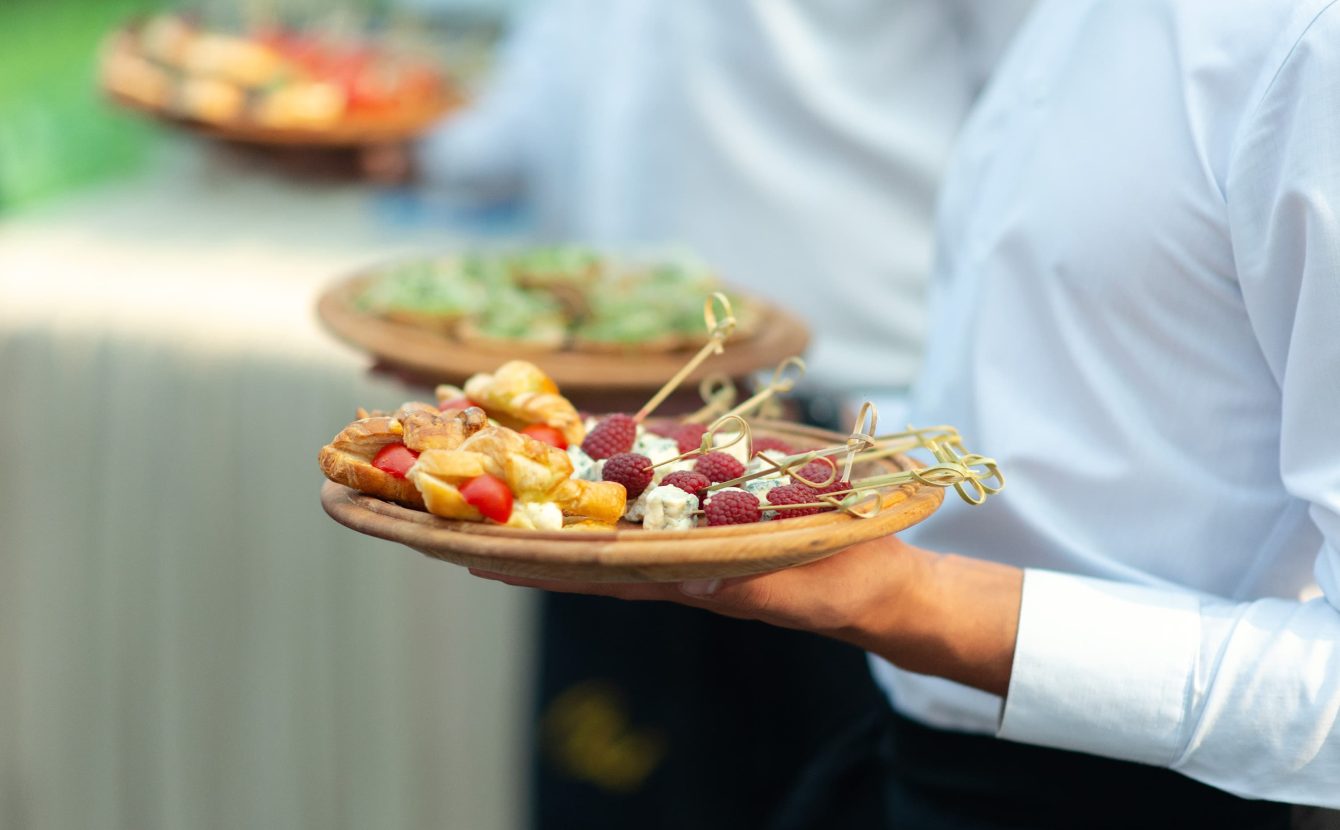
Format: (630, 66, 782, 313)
(414, 3, 1033, 827)
(420, 0, 1030, 412)
(474, 0, 1340, 825)
(402, 1, 1029, 830)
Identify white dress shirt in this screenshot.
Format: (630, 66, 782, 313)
(422, 0, 1032, 398)
(872, 0, 1340, 807)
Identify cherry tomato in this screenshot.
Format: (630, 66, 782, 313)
(459, 474, 513, 524)
(372, 442, 419, 479)
(438, 397, 481, 412)
(521, 423, 567, 450)
(268, 33, 326, 75)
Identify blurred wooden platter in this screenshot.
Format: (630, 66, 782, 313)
(105, 87, 462, 147)
(316, 271, 812, 391)
(320, 420, 942, 582)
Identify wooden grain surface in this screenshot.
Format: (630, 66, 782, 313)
(315, 272, 812, 391)
(105, 88, 462, 147)
(320, 421, 944, 582)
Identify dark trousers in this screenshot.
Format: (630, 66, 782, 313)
(772, 700, 1293, 830)
(530, 594, 885, 830)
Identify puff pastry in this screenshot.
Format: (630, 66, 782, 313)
(318, 406, 486, 507)
(460, 360, 586, 446)
(410, 426, 625, 526)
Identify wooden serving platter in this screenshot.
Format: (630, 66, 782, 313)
(105, 88, 462, 147)
(315, 271, 812, 391)
(320, 421, 943, 582)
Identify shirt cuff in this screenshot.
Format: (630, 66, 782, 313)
(997, 569, 1201, 765)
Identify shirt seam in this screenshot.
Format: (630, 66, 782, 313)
(1226, 0, 1340, 178)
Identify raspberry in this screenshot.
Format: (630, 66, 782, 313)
(814, 478, 851, 497)
(791, 459, 838, 488)
(644, 419, 681, 439)
(602, 452, 654, 498)
(661, 470, 712, 500)
(752, 437, 795, 457)
(581, 413, 637, 460)
(704, 490, 762, 526)
(694, 451, 745, 483)
(673, 422, 709, 454)
(766, 483, 825, 520)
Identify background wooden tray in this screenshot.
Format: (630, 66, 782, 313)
(106, 88, 462, 147)
(320, 421, 942, 582)
(316, 271, 812, 391)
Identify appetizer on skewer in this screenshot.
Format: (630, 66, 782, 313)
(319, 295, 1002, 537)
(319, 360, 997, 535)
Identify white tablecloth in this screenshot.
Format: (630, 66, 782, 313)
(0, 144, 535, 830)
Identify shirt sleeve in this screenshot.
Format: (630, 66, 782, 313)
(998, 6, 1340, 807)
(947, 0, 1035, 96)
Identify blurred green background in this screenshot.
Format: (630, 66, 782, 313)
(0, 0, 168, 213)
(0, 0, 461, 213)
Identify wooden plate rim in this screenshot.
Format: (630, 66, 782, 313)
(104, 87, 462, 146)
(314, 267, 812, 390)
(319, 421, 944, 581)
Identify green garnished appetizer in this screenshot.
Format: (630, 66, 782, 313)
(357, 258, 487, 330)
(572, 298, 684, 353)
(457, 286, 568, 353)
(356, 246, 760, 353)
(505, 246, 604, 287)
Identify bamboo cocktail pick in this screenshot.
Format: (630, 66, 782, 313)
(682, 374, 738, 424)
(857, 426, 1004, 505)
(839, 401, 878, 483)
(644, 414, 753, 473)
(702, 407, 1005, 518)
(635, 293, 737, 423)
(707, 406, 885, 493)
(721, 356, 807, 422)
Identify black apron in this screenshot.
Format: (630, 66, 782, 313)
(769, 699, 1293, 830)
(531, 594, 886, 830)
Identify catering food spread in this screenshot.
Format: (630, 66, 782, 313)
(353, 249, 761, 355)
(100, 12, 453, 133)
(318, 359, 861, 532)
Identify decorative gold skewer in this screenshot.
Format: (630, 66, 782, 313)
(682, 374, 738, 424)
(644, 414, 752, 472)
(721, 356, 807, 422)
(789, 455, 837, 489)
(701, 408, 1004, 510)
(713, 440, 835, 490)
(708, 437, 862, 491)
(756, 393, 788, 422)
(774, 459, 995, 508)
(850, 425, 1005, 504)
(694, 487, 884, 520)
(635, 293, 736, 423)
(771, 438, 1004, 510)
(717, 451, 1002, 520)
(829, 489, 885, 519)
(921, 437, 1004, 505)
(839, 401, 878, 483)
(852, 425, 965, 463)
